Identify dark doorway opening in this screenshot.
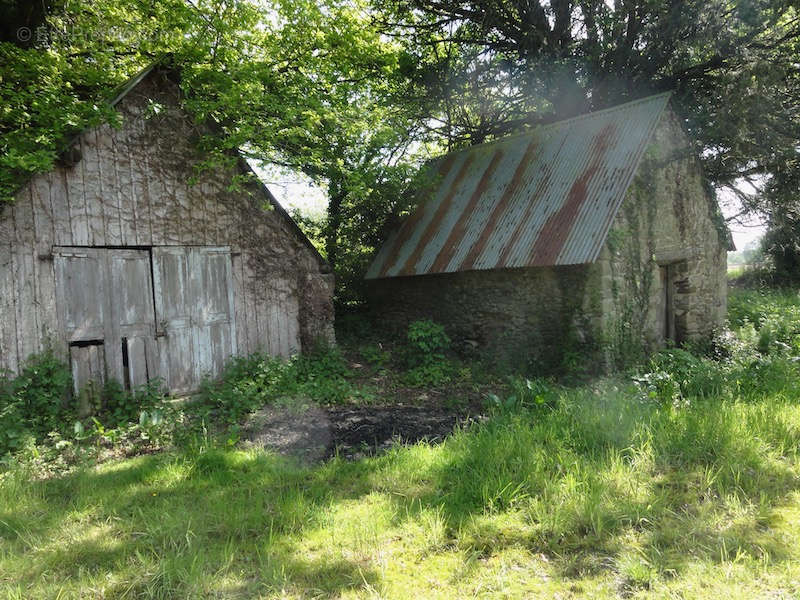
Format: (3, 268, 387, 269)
(660, 263, 677, 342)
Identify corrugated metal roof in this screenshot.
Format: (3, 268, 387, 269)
(366, 92, 671, 279)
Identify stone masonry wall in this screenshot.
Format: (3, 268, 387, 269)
(367, 264, 604, 372)
(596, 109, 728, 361)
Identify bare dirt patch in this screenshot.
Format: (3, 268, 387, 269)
(241, 400, 486, 462)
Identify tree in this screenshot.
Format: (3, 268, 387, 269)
(375, 0, 800, 219)
(0, 0, 436, 303)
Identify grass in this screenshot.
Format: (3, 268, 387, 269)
(2, 288, 800, 598)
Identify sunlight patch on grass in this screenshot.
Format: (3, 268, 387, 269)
(3, 289, 800, 598)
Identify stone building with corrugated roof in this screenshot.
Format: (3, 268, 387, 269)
(366, 94, 730, 372)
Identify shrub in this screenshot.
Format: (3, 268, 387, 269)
(405, 319, 450, 368)
(485, 377, 558, 413)
(400, 362, 454, 387)
(192, 345, 357, 428)
(192, 354, 288, 426)
(358, 343, 391, 369)
(633, 348, 729, 406)
(397, 319, 455, 387)
(0, 351, 72, 455)
(99, 379, 167, 427)
(0, 395, 28, 456)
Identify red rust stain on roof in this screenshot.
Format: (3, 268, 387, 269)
(496, 166, 553, 267)
(398, 153, 475, 276)
(379, 154, 457, 277)
(458, 138, 540, 271)
(528, 124, 617, 266)
(428, 149, 505, 273)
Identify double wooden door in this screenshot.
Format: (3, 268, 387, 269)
(53, 246, 236, 397)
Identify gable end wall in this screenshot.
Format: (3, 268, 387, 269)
(595, 108, 728, 354)
(0, 69, 334, 377)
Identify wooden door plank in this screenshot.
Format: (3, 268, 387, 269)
(51, 170, 73, 246)
(188, 247, 235, 381)
(109, 249, 157, 389)
(0, 205, 18, 374)
(153, 247, 195, 393)
(70, 343, 105, 416)
(53, 248, 106, 342)
(101, 250, 121, 384)
(127, 337, 149, 388)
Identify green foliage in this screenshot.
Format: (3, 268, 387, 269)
(193, 346, 358, 429)
(634, 348, 725, 406)
(728, 288, 800, 355)
(0, 351, 72, 455)
(0, 0, 436, 307)
(378, 0, 800, 226)
(98, 379, 167, 427)
(405, 319, 450, 367)
(398, 319, 454, 387)
(399, 362, 455, 387)
(0, 397, 27, 458)
(358, 342, 391, 369)
(634, 289, 800, 408)
(3, 287, 800, 597)
(485, 377, 557, 414)
(0, 41, 122, 201)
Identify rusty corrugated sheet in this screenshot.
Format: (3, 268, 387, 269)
(366, 93, 671, 279)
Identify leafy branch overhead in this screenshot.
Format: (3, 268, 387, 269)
(1, 0, 799, 287)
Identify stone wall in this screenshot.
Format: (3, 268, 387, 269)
(596, 109, 728, 362)
(366, 109, 728, 373)
(367, 264, 604, 372)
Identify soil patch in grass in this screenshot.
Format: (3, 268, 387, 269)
(242, 401, 485, 462)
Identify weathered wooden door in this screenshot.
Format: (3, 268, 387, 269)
(152, 247, 235, 394)
(54, 247, 156, 397)
(190, 247, 237, 383)
(54, 248, 108, 405)
(55, 246, 235, 397)
(110, 250, 157, 389)
(152, 247, 195, 394)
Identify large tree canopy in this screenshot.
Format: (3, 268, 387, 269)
(2, 0, 799, 292)
(0, 0, 434, 301)
(373, 0, 800, 277)
(377, 0, 799, 186)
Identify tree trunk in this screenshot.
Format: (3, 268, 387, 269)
(325, 176, 346, 271)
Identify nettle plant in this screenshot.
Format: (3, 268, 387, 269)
(401, 320, 454, 387)
(406, 319, 451, 367)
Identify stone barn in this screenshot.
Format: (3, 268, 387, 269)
(366, 93, 729, 372)
(0, 65, 334, 397)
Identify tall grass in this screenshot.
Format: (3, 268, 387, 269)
(1, 288, 800, 598)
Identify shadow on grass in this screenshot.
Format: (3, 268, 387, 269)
(380, 397, 800, 582)
(3, 395, 800, 595)
(3, 449, 384, 597)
